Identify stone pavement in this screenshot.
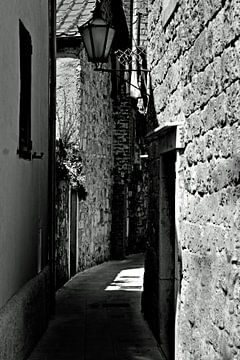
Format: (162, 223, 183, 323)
(27, 253, 165, 360)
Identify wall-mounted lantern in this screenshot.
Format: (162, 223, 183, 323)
(77, 0, 150, 111)
(78, 1, 115, 64)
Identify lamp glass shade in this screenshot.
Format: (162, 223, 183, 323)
(104, 27, 115, 59)
(79, 17, 115, 63)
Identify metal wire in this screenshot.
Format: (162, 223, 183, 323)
(114, 47, 146, 66)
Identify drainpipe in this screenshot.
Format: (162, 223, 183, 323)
(130, 0, 134, 46)
(48, 0, 56, 313)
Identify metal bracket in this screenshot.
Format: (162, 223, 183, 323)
(94, 66, 150, 72)
(32, 152, 44, 160)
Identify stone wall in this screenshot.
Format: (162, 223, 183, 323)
(56, 0, 149, 268)
(110, 0, 150, 259)
(111, 98, 149, 258)
(55, 179, 70, 289)
(147, 0, 240, 358)
(56, 47, 114, 273)
(76, 50, 114, 269)
(111, 93, 148, 259)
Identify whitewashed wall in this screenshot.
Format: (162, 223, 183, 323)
(0, 0, 49, 309)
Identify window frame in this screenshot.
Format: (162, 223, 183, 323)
(18, 20, 32, 160)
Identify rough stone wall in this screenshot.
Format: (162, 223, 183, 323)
(55, 180, 70, 289)
(76, 49, 114, 270)
(147, 0, 240, 359)
(111, 96, 147, 260)
(56, 47, 114, 272)
(110, 0, 150, 259)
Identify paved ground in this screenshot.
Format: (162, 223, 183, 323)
(28, 254, 165, 360)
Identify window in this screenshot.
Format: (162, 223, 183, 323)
(18, 20, 32, 159)
(162, 0, 178, 27)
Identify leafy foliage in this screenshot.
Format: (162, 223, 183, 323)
(56, 88, 87, 199)
(56, 140, 87, 200)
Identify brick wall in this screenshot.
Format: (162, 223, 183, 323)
(111, 95, 132, 258)
(111, 95, 149, 258)
(147, 0, 240, 358)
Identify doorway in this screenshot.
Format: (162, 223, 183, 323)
(70, 189, 78, 277)
(158, 150, 176, 359)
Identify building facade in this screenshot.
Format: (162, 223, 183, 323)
(141, 0, 240, 359)
(2, 1, 239, 359)
(55, 0, 133, 286)
(0, 1, 55, 359)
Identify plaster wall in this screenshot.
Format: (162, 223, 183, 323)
(0, 0, 49, 309)
(0, 267, 50, 360)
(147, 0, 240, 358)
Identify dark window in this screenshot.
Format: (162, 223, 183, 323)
(18, 20, 32, 159)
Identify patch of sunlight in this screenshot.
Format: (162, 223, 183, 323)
(105, 267, 144, 291)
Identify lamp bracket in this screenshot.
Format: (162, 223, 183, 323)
(94, 67, 150, 73)
(94, 66, 150, 98)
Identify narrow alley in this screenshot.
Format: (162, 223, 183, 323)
(2, 0, 240, 359)
(27, 254, 164, 360)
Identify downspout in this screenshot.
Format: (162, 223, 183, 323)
(130, 0, 133, 47)
(48, 0, 56, 313)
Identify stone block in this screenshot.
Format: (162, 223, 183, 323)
(226, 80, 240, 125)
(221, 46, 240, 89)
(145, 0, 240, 357)
(210, 9, 225, 56)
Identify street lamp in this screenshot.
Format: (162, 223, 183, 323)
(77, 0, 150, 105)
(78, 2, 115, 64)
